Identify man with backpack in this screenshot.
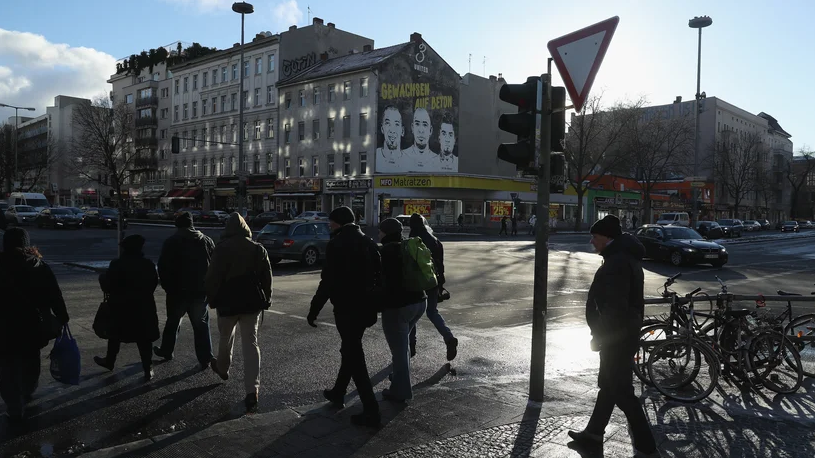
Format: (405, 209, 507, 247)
(308, 206, 381, 427)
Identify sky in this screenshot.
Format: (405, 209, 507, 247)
(0, 0, 812, 150)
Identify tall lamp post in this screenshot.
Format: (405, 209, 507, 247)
(689, 16, 712, 226)
(232, 1, 254, 216)
(0, 103, 37, 192)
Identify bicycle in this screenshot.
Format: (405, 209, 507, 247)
(758, 286, 815, 377)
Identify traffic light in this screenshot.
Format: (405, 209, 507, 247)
(497, 76, 541, 170)
(171, 136, 180, 154)
(550, 152, 566, 194)
(550, 87, 566, 152)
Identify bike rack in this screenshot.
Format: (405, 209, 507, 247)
(644, 295, 815, 305)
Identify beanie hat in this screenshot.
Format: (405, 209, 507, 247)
(379, 217, 403, 236)
(175, 211, 193, 228)
(120, 234, 146, 255)
(590, 215, 623, 239)
(329, 206, 355, 226)
(409, 213, 425, 231)
(3, 227, 30, 252)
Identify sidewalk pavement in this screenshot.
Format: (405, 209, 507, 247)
(79, 367, 815, 458)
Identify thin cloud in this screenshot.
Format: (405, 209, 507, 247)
(160, 0, 233, 12)
(273, 0, 303, 29)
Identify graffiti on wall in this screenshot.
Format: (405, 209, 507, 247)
(282, 52, 316, 78)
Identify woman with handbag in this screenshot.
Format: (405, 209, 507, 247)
(205, 213, 273, 412)
(0, 227, 69, 424)
(93, 235, 160, 381)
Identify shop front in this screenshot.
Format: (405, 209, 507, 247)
(323, 178, 372, 225)
(588, 189, 642, 229)
(274, 178, 322, 217)
(137, 184, 166, 209)
(162, 179, 204, 210)
(246, 174, 276, 212)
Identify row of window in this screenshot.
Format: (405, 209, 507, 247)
(171, 153, 274, 178)
(174, 54, 276, 95)
(175, 119, 275, 150)
(283, 114, 368, 143)
(284, 78, 368, 109)
(282, 152, 368, 178)
(173, 87, 276, 121)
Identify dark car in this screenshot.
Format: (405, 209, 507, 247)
(250, 211, 286, 230)
(256, 220, 331, 267)
(758, 219, 771, 230)
(36, 207, 82, 229)
(84, 208, 128, 229)
(716, 219, 743, 238)
(781, 221, 800, 233)
(636, 224, 728, 267)
(695, 221, 724, 240)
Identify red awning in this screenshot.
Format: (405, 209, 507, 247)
(166, 188, 184, 197)
(182, 188, 203, 198)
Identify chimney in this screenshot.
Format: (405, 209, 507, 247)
(363, 44, 372, 52)
(674, 96, 683, 103)
(489, 75, 496, 81)
(320, 52, 329, 62)
(289, 25, 297, 31)
(327, 22, 335, 28)
(313, 17, 324, 25)
(410, 32, 422, 43)
(497, 72, 504, 82)
(233, 42, 240, 48)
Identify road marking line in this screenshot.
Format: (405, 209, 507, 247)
(268, 310, 286, 315)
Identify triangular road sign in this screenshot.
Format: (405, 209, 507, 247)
(547, 16, 619, 113)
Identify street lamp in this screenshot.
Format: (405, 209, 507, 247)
(232, 1, 254, 216)
(0, 102, 37, 192)
(689, 15, 712, 226)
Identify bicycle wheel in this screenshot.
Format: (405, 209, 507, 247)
(691, 292, 714, 329)
(748, 332, 803, 395)
(786, 313, 815, 378)
(634, 323, 679, 386)
(647, 337, 719, 403)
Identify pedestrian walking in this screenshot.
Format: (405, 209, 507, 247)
(308, 206, 382, 426)
(377, 218, 427, 403)
(407, 214, 458, 360)
(632, 214, 638, 229)
(458, 213, 464, 230)
(499, 216, 508, 236)
(568, 215, 660, 457)
(154, 211, 216, 369)
(528, 214, 537, 235)
(94, 235, 160, 381)
(0, 228, 69, 424)
(511, 215, 518, 236)
(206, 213, 273, 413)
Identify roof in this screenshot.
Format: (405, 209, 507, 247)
(758, 112, 791, 138)
(277, 42, 410, 86)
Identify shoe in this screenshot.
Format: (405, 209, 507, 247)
(210, 358, 228, 381)
(144, 368, 154, 381)
(410, 342, 416, 358)
(350, 411, 381, 427)
(94, 356, 115, 371)
(199, 361, 210, 372)
(23, 393, 33, 405)
(446, 338, 458, 361)
(634, 449, 662, 458)
(245, 392, 259, 413)
(153, 346, 173, 361)
(568, 430, 603, 445)
(381, 389, 407, 403)
(323, 389, 345, 408)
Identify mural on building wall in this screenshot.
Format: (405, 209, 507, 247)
(375, 41, 459, 174)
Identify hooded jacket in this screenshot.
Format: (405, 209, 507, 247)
(408, 219, 444, 277)
(379, 232, 428, 308)
(585, 233, 646, 346)
(103, 249, 160, 343)
(204, 213, 273, 308)
(158, 227, 215, 296)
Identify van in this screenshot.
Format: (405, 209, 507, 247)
(656, 212, 690, 227)
(8, 193, 50, 212)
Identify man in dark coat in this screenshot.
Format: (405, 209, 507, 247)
(308, 206, 381, 427)
(94, 235, 160, 381)
(155, 211, 216, 369)
(568, 215, 659, 457)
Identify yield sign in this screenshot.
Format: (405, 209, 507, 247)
(547, 16, 619, 112)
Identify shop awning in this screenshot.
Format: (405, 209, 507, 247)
(273, 192, 316, 197)
(166, 188, 184, 198)
(182, 188, 203, 199)
(138, 190, 166, 199)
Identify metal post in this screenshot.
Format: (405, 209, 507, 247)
(14, 107, 19, 191)
(237, 11, 247, 216)
(691, 27, 703, 227)
(529, 74, 551, 402)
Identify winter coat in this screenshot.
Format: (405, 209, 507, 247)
(205, 213, 272, 310)
(102, 253, 160, 343)
(585, 233, 645, 347)
(157, 227, 215, 297)
(379, 232, 427, 309)
(0, 250, 69, 353)
(408, 226, 444, 285)
(310, 224, 381, 321)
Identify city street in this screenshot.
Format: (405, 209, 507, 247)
(2, 225, 815, 456)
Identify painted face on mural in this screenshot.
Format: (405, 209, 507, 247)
(439, 122, 455, 154)
(412, 108, 432, 150)
(381, 107, 404, 151)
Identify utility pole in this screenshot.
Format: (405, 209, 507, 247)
(232, 2, 254, 216)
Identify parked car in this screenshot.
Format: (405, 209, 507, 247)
(781, 221, 800, 233)
(636, 224, 728, 267)
(742, 220, 762, 232)
(295, 211, 330, 221)
(200, 210, 229, 224)
(758, 219, 771, 230)
(5, 205, 39, 226)
(256, 220, 331, 267)
(717, 219, 743, 238)
(65, 207, 85, 221)
(36, 207, 83, 229)
(656, 212, 690, 227)
(250, 211, 286, 230)
(695, 221, 724, 240)
(798, 220, 814, 229)
(84, 208, 128, 229)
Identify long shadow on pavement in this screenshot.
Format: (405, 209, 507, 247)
(509, 403, 542, 458)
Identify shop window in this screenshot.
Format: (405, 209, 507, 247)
(359, 152, 367, 175)
(327, 155, 335, 176)
(343, 153, 351, 176)
(298, 157, 305, 177)
(284, 159, 291, 178)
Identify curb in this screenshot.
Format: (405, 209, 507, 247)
(63, 262, 107, 273)
(716, 231, 815, 245)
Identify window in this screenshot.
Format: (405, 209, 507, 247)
(284, 158, 291, 177)
(359, 152, 367, 174)
(231, 93, 237, 111)
(359, 113, 368, 136)
(243, 122, 249, 141)
(328, 118, 335, 138)
(160, 149, 166, 160)
(161, 88, 169, 98)
(243, 91, 249, 108)
(201, 128, 207, 145)
(298, 157, 306, 177)
(192, 74, 198, 90)
(313, 87, 321, 104)
(182, 160, 188, 176)
(256, 57, 262, 74)
(183, 103, 188, 119)
(212, 98, 217, 114)
(343, 115, 351, 138)
(221, 95, 227, 112)
(161, 108, 168, 119)
(192, 101, 198, 117)
(266, 152, 273, 173)
(211, 128, 217, 143)
(254, 88, 260, 106)
(191, 130, 197, 146)
(173, 161, 178, 177)
(160, 129, 166, 139)
(312, 156, 319, 176)
(298, 121, 305, 141)
(182, 131, 188, 148)
(202, 72, 208, 87)
(210, 157, 215, 176)
(343, 81, 351, 100)
(242, 154, 248, 173)
(268, 54, 275, 72)
(232, 64, 238, 80)
(285, 92, 292, 109)
(202, 99, 208, 115)
(222, 67, 227, 82)
(202, 158, 208, 176)
(299, 90, 306, 107)
(231, 124, 236, 142)
(253, 154, 260, 173)
(343, 153, 351, 176)
(126, 94, 133, 104)
(312, 119, 320, 140)
(219, 157, 224, 175)
(192, 159, 198, 176)
(284, 124, 291, 143)
(267, 86, 275, 104)
(360, 77, 369, 97)
(267, 119, 274, 138)
(173, 105, 178, 121)
(327, 155, 335, 175)
(183, 77, 188, 92)
(328, 84, 335, 102)
(254, 120, 261, 140)
(220, 125, 226, 142)
(212, 69, 217, 84)
(174, 79, 179, 94)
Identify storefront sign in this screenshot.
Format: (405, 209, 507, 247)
(172, 178, 200, 188)
(274, 178, 321, 192)
(489, 201, 512, 222)
(144, 184, 165, 192)
(549, 204, 559, 218)
(403, 200, 431, 216)
(325, 179, 372, 191)
(376, 175, 536, 193)
(202, 178, 216, 189)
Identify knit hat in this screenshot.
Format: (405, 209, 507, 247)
(329, 206, 355, 226)
(590, 215, 623, 239)
(409, 213, 425, 231)
(3, 227, 30, 252)
(175, 211, 193, 228)
(379, 217, 403, 236)
(120, 234, 146, 255)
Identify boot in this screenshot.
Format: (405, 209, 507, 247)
(144, 367, 154, 381)
(245, 392, 259, 413)
(446, 338, 459, 361)
(94, 356, 115, 371)
(323, 389, 344, 408)
(153, 346, 173, 361)
(210, 358, 228, 381)
(568, 430, 603, 445)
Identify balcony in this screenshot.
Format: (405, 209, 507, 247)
(132, 152, 159, 172)
(136, 95, 159, 108)
(135, 116, 157, 127)
(135, 137, 158, 149)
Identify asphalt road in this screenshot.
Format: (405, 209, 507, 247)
(2, 226, 815, 456)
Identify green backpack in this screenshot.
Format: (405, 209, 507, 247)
(401, 237, 438, 292)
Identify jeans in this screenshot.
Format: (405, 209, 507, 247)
(107, 340, 153, 371)
(409, 287, 454, 346)
(382, 300, 427, 400)
(0, 349, 40, 417)
(332, 314, 378, 414)
(214, 311, 261, 395)
(159, 294, 213, 364)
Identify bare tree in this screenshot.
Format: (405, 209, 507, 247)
(787, 148, 815, 219)
(563, 94, 641, 230)
(753, 164, 776, 219)
(17, 137, 64, 193)
(710, 130, 765, 218)
(0, 123, 13, 191)
(622, 108, 695, 223)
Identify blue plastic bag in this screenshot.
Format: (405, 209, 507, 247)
(50, 325, 81, 385)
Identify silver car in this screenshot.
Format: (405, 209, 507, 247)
(256, 220, 331, 267)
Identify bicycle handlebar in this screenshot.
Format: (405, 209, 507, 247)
(689, 287, 702, 296)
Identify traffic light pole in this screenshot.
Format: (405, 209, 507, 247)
(529, 73, 551, 403)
